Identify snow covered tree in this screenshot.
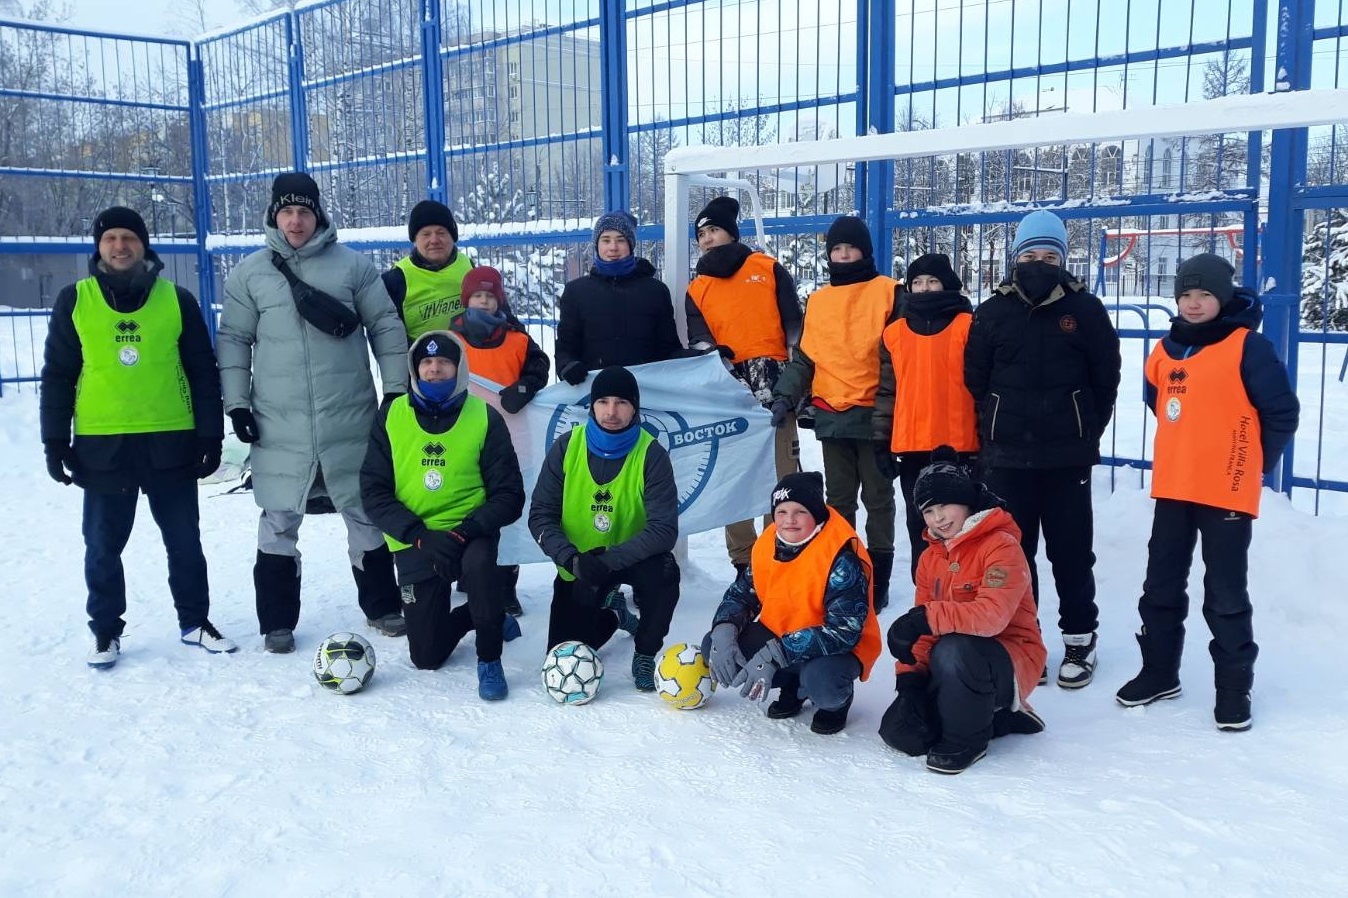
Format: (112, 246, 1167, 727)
(1301, 209, 1348, 331)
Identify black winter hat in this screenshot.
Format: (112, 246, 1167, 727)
(1175, 253, 1236, 308)
(825, 215, 873, 259)
(267, 171, 327, 228)
(408, 199, 459, 243)
(906, 253, 962, 292)
(771, 471, 829, 525)
(590, 365, 640, 408)
(695, 196, 740, 242)
(411, 330, 463, 369)
(92, 206, 150, 250)
(913, 445, 979, 511)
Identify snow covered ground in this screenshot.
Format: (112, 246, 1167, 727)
(3, 366, 1348, 895)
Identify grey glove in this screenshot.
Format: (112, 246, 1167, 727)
(706, 623, 747, 687)
(731, 638, 789, 704)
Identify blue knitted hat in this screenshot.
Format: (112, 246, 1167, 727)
(1011, 210, 1069, 260)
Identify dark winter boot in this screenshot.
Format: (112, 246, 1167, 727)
(1214, 689, 1252, 731)
(354, 545, 405, 636)
(810, 695, 854, 735)
(1115, 628, 1183, 707)
(502, 565, 523, 616)
(767, 673, 806, 719)
(254, 551, 301, 638)
(870, 550, 895, 613)
(992, 704, 1046, 737)
(926, 743, 988, 775)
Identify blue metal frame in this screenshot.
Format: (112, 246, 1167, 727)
(599, 0, 630, 213)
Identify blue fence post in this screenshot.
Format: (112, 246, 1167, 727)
(598, 0, 630, 214)
(862, 0, 895, 272)
(419, 0, 447, 205)
(1262, 0, 1315, 495)
(852, 0, 870, 218)
(186, 52, 217, 338)
(286, 13, 310, 170)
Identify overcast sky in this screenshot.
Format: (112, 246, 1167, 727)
(61, 0, 242, 37)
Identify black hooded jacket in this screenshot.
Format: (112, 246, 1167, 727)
(39, 251, 224, 493)
(554, 258, 683, 378)
(963, 266, 1122, 469)
(1144, 286, 1299, 473)
(874, 289, 975, 444)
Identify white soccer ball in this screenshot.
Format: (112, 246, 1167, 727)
(313, 632, 376, 695)
(654, 642, 716, 710)
(541, 640, 604, 705)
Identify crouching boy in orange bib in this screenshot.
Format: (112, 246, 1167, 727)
(702, 471, 881, 735)
(879, 447, 1047, 774)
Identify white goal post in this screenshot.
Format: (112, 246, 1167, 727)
(660, 87, 1348, 302)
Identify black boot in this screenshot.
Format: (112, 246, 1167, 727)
(354, 545, 405, 636)
(767, 674, 806, 719)
(1115, 627, 1183, 707)
(871, 550, 895, 613)
(254, 550, 301, 644)
(810, 695, 854, 735)
(1214, 664, 1254, 731)
(502, 565, 523, 616)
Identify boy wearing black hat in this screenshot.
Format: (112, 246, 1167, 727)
(1116, 254, 1298, 731)
(874, 253, 979, 585)
(41, 206, 235, 667)
(383, 199, 474, 341)
(879, 447, 1046, 774)
(218, 171, 409, 653)
(964, 209, 1121, 688)
(527, 365, 680, 691)
(771, 215, 902, 611)
(361, 331, 525, 700)
(702, 470, 882, 735)
(685, 195, 803, 579)
(554, 211, 684, 385)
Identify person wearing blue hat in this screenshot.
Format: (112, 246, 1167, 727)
(963, 209, 1121, 690)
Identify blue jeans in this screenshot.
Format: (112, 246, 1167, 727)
(83, 482, 210, 639)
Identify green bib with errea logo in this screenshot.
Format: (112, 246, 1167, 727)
(557, 424, 653, 580)
(71, 276, 194, 436)
(396, 254, 473, 340)
(383, 393, 488, 551)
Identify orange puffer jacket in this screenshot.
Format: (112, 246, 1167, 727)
(897, 506, 1047, 705)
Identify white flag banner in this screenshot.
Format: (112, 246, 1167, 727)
(469, 353, 778, 566)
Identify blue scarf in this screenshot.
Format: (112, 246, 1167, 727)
(585, 416, 642, 459)
(412, 377, 464, 414)
(593, 255, 637, 279)
(454, 307, 507, 347)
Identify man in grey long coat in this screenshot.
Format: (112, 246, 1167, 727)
(217, 172, 410, 653)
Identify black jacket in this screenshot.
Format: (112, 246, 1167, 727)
(964, 268, 1122, 469)
(39, 252, 223, 493)
(527, 426, 679, 573)
(1144, 287, 1299, 473)
(554, 258, 683, 379)
(360, 396, 525, 584)
(874, 289, 974, 444)
(684, 243, 802, 350)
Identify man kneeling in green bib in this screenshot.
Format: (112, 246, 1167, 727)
(361, 331, 525, 700)
(528, 366, 680, 691)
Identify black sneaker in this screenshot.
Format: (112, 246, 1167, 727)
(992, 705, 1046, 737)
(767, 688, 806, 719)
(1115, 670, 1182, 707)
(926, 743, 988, 774)
(810, 696, 853, 735)
(264, 628, 295, 654)
(1038, 665, 1049, 686)
(1215, 689, 1252, 731)
(367, 612, 407, 638)
(502, 595, 524, 617)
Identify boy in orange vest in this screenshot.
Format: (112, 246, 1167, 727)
(880, 446, 1046, 774)
(685, 196, 802, 579)
(702, 471, 882, 735)
(771, 217, 902, 610)
(449, 265, 550, 616)
(1116, 254, 1298, 732)
(874, 253, 979, 585)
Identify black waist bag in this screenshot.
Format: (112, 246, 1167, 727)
(271, 252, 361, 338)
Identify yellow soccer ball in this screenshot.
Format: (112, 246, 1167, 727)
(654, 643, 716, 710)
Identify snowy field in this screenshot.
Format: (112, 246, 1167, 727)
(3, 309, 1348, 896)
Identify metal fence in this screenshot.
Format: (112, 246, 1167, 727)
(1, 0, 1346, 509)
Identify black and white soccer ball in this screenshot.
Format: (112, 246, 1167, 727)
(541, 640, 604, 705)
(313, 632, 376, 695)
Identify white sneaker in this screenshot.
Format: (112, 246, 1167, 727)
(88, 635, 121, 669)
(1057, 632, 1098, 689)
(180, 621, 238, 654)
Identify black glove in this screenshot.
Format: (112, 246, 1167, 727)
(559, 362, 587, 386)
(44, 440, 74, 485)
(228, 408, 260, 444)
(196, 440, 223, 479)
(887, 605, 932, 664)
(499, 381, 538, 414)
(713, 344, 735, 360)
(769, 399, 791, 428)
(880, 671, 937, 756)
(415, 528, 464, 577)
(873, 443, 899, 481)
(572, 547, 611, 584)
